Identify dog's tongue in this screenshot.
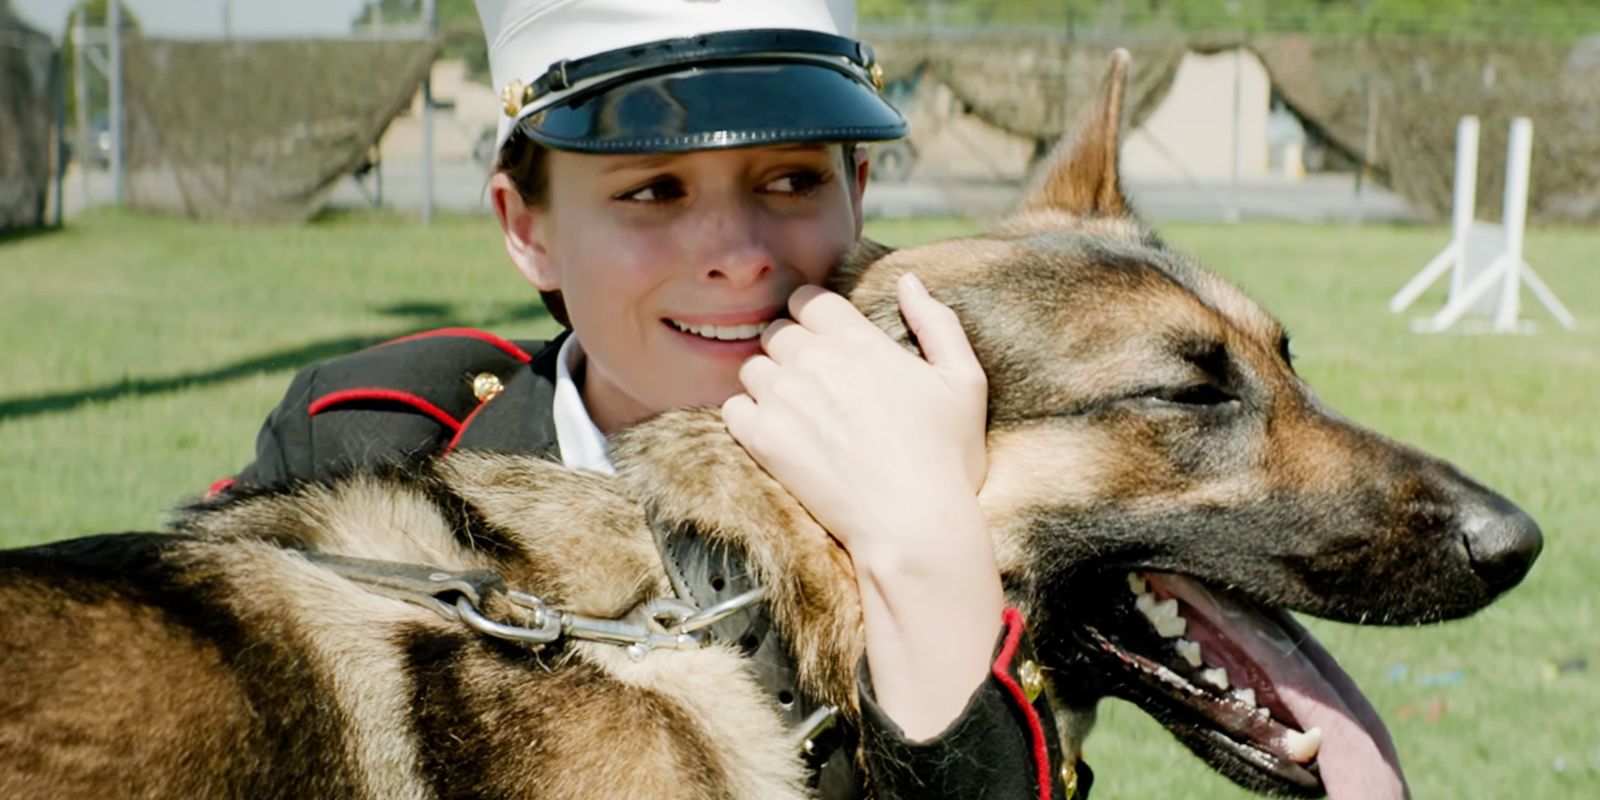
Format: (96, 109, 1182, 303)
(1162, 576, 1411, 800)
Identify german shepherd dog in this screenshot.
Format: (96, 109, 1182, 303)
(0, 53, 1539, 799)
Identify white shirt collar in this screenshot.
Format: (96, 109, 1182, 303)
(552, 334, 616, 475)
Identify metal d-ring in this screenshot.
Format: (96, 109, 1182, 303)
(454, 596, 562, 645)
(675, 587, 768, 634)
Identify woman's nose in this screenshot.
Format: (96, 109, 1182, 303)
(695, 201, 775, 288)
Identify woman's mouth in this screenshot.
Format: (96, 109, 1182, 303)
(666, 319, 773, 342)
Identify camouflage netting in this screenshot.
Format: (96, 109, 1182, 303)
(869, 31, 1188, 145)
(122, 37, 438, 223)
(1256, 36, 1600, 224)
(1, 7, 58, 230)
(867, 30, 1600, 223)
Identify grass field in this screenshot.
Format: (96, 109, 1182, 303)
(2, 209, 1597, 798)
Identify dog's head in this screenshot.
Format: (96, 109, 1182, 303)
(836, 51, 1541, 799)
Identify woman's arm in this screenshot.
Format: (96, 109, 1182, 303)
(722, 274, 1002, 738)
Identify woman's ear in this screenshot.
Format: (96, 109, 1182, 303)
(490, 172, 560, 291)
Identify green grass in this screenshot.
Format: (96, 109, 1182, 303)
(3, 210, 1597, 798)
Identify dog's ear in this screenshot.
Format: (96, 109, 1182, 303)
(1016, 49, 1131, 218)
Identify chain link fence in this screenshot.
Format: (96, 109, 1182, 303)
(864, 23, 1600, 223)
(121, 37, 437, 223)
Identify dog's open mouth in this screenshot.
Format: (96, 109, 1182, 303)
(1075, 572, 1407, 799)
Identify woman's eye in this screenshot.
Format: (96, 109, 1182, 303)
(617, 179, 684, 203)
(762, 171, 827, 196)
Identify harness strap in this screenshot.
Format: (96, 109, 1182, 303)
(303, 551, 510, 621)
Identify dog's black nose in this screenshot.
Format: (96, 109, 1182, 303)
(1462, 495, 1543, 593)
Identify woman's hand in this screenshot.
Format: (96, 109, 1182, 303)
(722, 272, 1004, 739)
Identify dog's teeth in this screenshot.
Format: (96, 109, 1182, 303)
(1153, 615, 1187, 638)
(1233, 688, 1257, 708)
(1137, 594, 1187, 637)
(1201, 667, 1230, 690)
(1175, 639, 1203, 667)
(1127, 572, 1149, 595)
(1142, 597, 1180, 624)
(1284, 727, 1323, 762)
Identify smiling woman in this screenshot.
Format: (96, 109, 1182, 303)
(200, 0, 1077, 798)
(494, 143, 865, 429)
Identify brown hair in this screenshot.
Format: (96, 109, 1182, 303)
(495, 135, 863, 329)
(496, 134, 572, 327)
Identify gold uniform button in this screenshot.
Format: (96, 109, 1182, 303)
(1018, 659, 1045, 703)
(1060, 760, 1078, 796)
(472, 373, 504, 402)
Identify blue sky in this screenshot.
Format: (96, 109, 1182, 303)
(13, 0, 381, 40)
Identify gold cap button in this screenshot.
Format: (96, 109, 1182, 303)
(501, 79, 533, 118)
(1060, 760, 1078, 796)
(472, 373, 504, 402)
(869, 61, 885, 91)
(1018, 659, 1045, 703)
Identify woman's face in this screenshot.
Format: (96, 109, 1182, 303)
(495, 144, 867, 432)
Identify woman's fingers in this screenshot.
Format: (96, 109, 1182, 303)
(720, 392, 758, 442)
(737, 354, 781, 401)
(787, 284, 879, 339)
(898, 272, 983, 381)
(758, 318, 809, 364)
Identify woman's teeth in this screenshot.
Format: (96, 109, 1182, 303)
(670, 319, 770, 341)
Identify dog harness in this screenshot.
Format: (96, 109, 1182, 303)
(301, 525, 860, 793)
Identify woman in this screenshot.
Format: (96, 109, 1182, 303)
(228, 0, 1083, 796)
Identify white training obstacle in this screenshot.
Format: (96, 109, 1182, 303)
(1389, 116, 1575, 333)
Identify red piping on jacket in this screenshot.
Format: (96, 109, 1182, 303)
(309, 389, 462, 433)
(441, 397, 492, 457)
(993, 606, 1052, 800)
(380, 327, 534, 364)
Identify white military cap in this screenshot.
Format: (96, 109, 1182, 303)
(475, 0, 905, 154)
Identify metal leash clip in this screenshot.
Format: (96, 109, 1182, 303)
(560, 587, 770, 659)
(308, 552, 768, 660)
(437, 569, 768, 659)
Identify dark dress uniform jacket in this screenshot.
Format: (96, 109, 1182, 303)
(229, 327, 1091, 800)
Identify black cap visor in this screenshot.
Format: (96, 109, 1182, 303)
(519, 60, 907, 154)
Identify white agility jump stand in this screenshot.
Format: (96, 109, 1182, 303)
(1389, 116, 1575, 333)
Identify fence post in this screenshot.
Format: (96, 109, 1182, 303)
(420, 0, 436, 224)
(109, 0, 124, 206)
(73, 10, 89, 204)
(53, 46, 66, 227)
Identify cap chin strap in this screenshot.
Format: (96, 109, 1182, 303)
(503, 28, 882, 124)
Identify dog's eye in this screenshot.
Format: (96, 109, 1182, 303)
(1157, 384, 1235, 407)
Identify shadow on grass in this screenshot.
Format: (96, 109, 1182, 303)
(0, 224, 65, 247)
(0, 302, 551, 422)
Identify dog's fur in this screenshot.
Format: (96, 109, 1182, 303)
(0, 53, 1539, 799)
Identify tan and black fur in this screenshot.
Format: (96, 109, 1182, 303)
(0, 52, 1540, 799)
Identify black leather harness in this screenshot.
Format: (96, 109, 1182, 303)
(650, 514, 862, 797)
